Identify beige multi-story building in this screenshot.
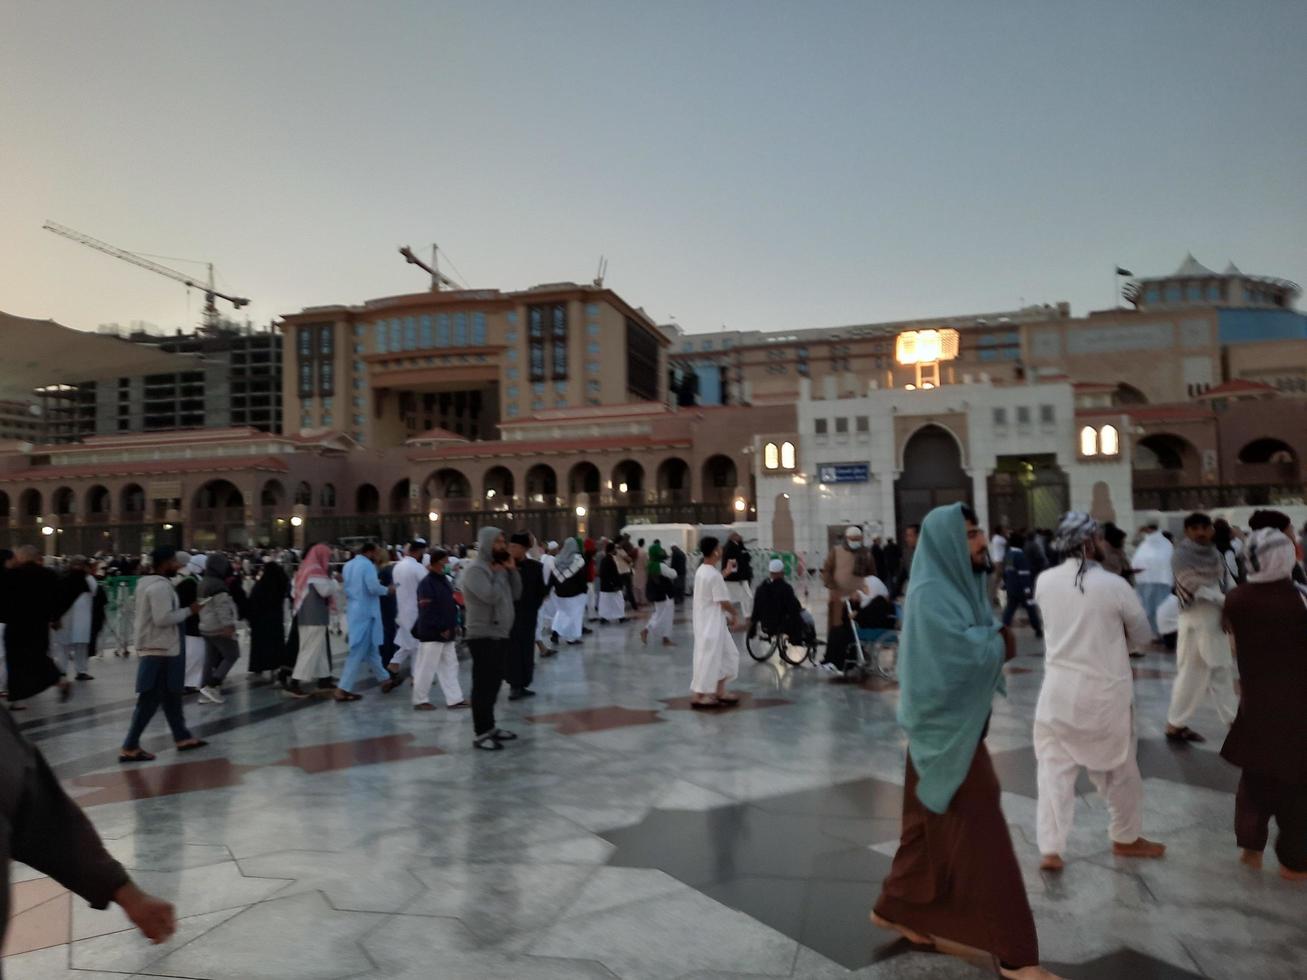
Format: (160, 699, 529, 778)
(279, 283, 668, 449)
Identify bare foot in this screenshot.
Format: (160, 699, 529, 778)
(1113, 837, 1166, 860)
(998, 966, 1067, 980)
(1240, 849, 1263, 870)
(640, 628, 648, 646)
(869, 911, 934, 947)
(1281, 866, 1307, 882)
(1039, 854, 1064, 872)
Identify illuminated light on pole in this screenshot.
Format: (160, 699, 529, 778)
(41, 525, 54, 536)
(895, 328, 959, 389)
(428, 511, 439, 523)
(575, 505, 588, 518)
(733, 496, 747, 514)
(290, 515, 303, 527)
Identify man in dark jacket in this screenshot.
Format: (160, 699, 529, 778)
(506, 531, 546, 701)
(722, 531, 754, 617)
(669, 545, 688, 604)
(1, 708, 178, 960)
(750, 558, 816, 648)
(1001, 532, 1043, 639)
(411, 549, 467, 711)
(461, 526, 521, 749)
(1, 546, 73, 708)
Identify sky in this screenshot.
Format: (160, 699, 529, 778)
(2, 0, 1305, 337)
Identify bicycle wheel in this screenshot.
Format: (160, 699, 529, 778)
(779, 634, 808, 666)
(746, 630, 774, 662)
(873, 635, 899, 680)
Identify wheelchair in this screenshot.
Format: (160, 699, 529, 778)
(840, 597, 899, 683)
(746, 620, 821, 667)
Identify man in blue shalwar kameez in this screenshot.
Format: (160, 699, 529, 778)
(337, 542, 393, 702)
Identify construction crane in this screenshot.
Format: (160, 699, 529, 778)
(399, 244, 457, 291)
(43, 220, 250, 333)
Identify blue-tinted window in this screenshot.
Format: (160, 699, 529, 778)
(507, 386, 519, 399)
(587, 340, 600, 354)
(1002, 348, 1020, 360)
(506, 311, 518, 325)
(298, 327, 313, 356)
(1145, 287, 1160, 304)
(555, 381, 567, 395)
(435, 314, 450, 346)
(1165, 285, 1182, 304)
(1206, 283, 1222, 301)
(585, 303, 600, 316)
(979, 349, 998, 362)
(419, 315, 432, 348)
(587, 361, 601, 375)
(374, 321, 386, 353)
(353, 324, 365, 337)
(532, 382, 546, 395)
(506, 367, 519, 380)
(453, 313, 467, 346)
(506, 348, 517, 361)
(472, 312, 487, 345)
(403, 317, 417, 350)
(587, 322, 600, 337)
(1186, 284, 1202, 302)
(702, 340, 714, 351)
(506, 330, 517, 342)
(389, 318, 402, 350)
(507, 404, 519, 418)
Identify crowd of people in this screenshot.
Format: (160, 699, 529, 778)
(1, 503, 1305, 977)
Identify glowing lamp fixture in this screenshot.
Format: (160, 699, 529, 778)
(895, 328, 959, 365)
(485, 489, 496, 499)
(41, 525, 54, 536)
(575, 504, 588, 518)
(733, 496, 747, 513)
(290, 515, 303, 527)
(618, 482, 628, 494)
(427, 511, 439, 523)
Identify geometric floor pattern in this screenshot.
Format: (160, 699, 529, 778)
(6, 595, 1306, 979)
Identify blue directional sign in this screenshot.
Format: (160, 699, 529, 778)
(817, 462, 870, 484)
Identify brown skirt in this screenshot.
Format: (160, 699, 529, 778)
(873, 743, 1039, 969)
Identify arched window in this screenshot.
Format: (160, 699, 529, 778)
(1080, 426, 1098, 457)
(763, 442, 780, 469)
(1099, 424, 1119, 456)
(780, 441, 796, 469)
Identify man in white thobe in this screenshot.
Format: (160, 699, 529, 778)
(386, 539, 427, 686)
(690, 536, 742, 708)
(536, 542, 558, 656)
(1132, 524, 1174, 639)
(53, 558, 97, 680)
(1033, 512, 1166, 871)
(1165, 513, 1237, 744)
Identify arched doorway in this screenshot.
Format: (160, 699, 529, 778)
(294, 481, 313, 507)
(0, 490, 9, 522)
(701, 455, 738, 504)
(319, 483, 337, 510)
(1134, 433, 1201, 485)
(52, 486, 76, 518)
(568, 462, 600, 496)
(1236, 438, 1299, 483)
(1114, 383, 1149, 406)
(120, 484, 145, 519)
(192, 480, 247, 550)
(19, 488, 43, 521)
(895, 424, 971, 533)
(483, 467, 514, 506)
(611, 460, 645, 504)
(389, 479, 411, 513)
(85, 485, 111, 520)
(525, 464, 557, 506)
(656, 457, 690, 503)
(424, 469, 471, 511)
(356, 483, 380, 514)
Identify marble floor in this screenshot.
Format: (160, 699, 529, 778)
(5, 601, 1303, 980)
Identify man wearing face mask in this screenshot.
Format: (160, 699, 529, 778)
(819, 525, 878, 670)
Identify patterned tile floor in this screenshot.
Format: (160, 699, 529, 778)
(5, 599, 1304, 979)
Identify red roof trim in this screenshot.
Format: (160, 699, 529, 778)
(2, 456, 290, 482)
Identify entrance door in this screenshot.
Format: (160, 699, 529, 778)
(987, 455, 1069, 531)
(894, 425, 971, 532)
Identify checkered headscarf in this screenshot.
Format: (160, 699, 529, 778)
(1054, 511, 1099, 591)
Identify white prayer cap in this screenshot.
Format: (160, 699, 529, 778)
(547, 540, 558, 550)
(845, 525, 862, 538)
(768, 558, 784, 574)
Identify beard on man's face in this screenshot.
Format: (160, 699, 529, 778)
(491, 548, 511, 564)
(971, 552, 992, 573)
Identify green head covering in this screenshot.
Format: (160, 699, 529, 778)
(896, 502, 1006, 814)
(647, 541, 666, 576)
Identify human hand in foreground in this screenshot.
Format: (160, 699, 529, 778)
(114, 882, 176, 944)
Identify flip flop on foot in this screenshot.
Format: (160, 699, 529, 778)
(119, 749, 157, 764)
(333, 691, 362, 702)
(413, 703, 437, 711)
(690, 698, 721, 710)
(175, 739, 208, 752)
(716, 693, 742, 705)
(869, 911, 934, 948)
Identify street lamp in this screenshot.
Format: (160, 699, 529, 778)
(427, 511, 439, 523)
(575, 505, 587, 518)
(290, 515, 303, 528)
(41, 525, 54, 536)
(733, 497, 747, 514)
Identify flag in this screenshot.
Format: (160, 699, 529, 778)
(1115, 266, 1133, 276)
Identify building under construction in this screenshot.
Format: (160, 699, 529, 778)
(37, 320, 283, 443)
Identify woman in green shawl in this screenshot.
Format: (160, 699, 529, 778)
(872, 503, 1057, 980)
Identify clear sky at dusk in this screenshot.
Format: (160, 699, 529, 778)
(2, 0, 1304, 336)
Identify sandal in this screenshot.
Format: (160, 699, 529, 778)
(176, 739, 209, 752)
(491, 729, 518, 741)
(690, 698, 722, 710)
(473, 734, 504, 751)
(716, 694, 742, 705)
(448, 700, 470, 709)
(119, 750, 157, 764)
(1165, 726, 1205, 743)
(413, 703, 436, 711)
(333, 691, 363, 702)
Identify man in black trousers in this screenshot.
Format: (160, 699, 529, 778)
(506, 531, 546, 701)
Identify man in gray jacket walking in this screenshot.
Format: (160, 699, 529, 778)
(460, 526, 521, 750)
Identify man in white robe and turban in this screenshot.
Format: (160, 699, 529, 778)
(690, 536, 741, 708)
(1033, 511, 1166, 871)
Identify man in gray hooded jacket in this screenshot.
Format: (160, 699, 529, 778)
(460, 526, 522, 749)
